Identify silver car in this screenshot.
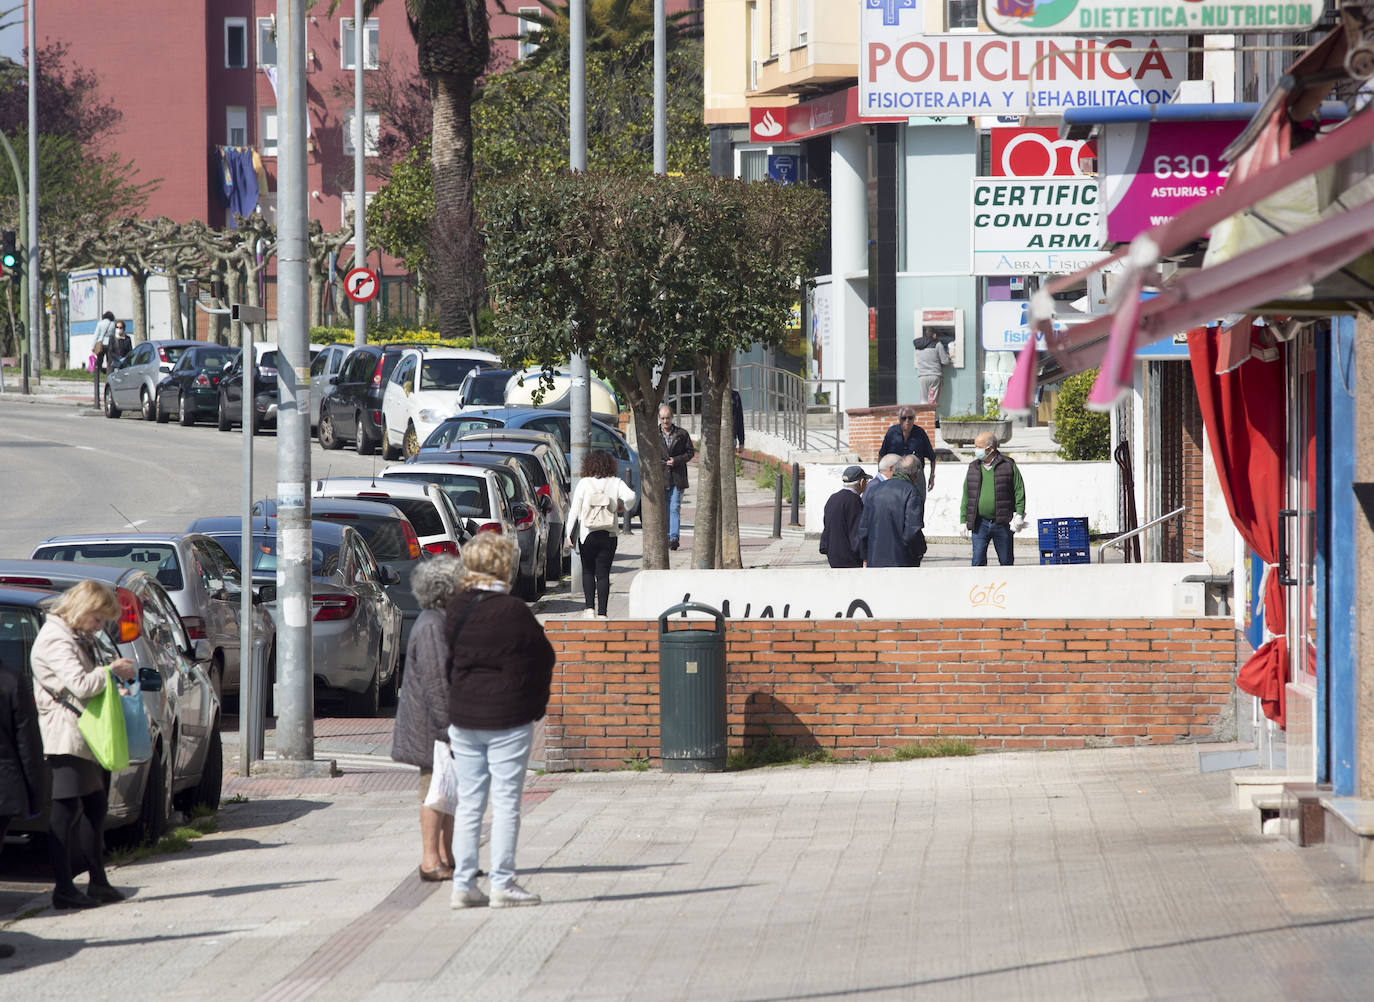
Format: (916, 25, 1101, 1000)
(28, 532, 276, 702)
(309, 342, 353, 430)
(103, 339, 202, 422)
(187, 517, 403, 718)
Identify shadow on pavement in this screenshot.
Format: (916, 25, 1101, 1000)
(559, 882, 757, 905)
(212, 799, 334, 833)
(528, 862, 686, 876)
(0, 928, 238, 974)
(133, 878, 332, 903)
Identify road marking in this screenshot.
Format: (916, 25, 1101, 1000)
(76, 445, 96, 451)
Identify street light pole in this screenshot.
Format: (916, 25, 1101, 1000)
(569, 0, 590, 597)
(653, 0, 666, 175)
(352, 0, 366, 348)
(27, 0, 39, 382)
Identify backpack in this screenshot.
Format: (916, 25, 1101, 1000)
(583, 482, 617, 532)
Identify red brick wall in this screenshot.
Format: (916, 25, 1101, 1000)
(845, 404, 937, 462)
(542, 618, 1238, 770)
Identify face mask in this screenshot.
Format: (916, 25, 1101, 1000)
(973, 448, 987, 462)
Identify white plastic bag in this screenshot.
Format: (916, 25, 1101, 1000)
(423, 739, 460, 815)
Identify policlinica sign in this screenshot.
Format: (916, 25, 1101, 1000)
(859, 5, 1184, 117)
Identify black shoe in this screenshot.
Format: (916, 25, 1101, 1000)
(52, 888, 100, 910)
(86, 883, 126, 904)
(669, 539, 679, 551)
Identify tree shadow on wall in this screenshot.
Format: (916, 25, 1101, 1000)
(732, 691, 823, 769)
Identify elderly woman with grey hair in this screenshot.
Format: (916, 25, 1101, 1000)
(390, 553, 464, 881)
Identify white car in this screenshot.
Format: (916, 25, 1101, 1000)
(379, 346, 499, 459)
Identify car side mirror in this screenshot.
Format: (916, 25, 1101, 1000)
(191, 638, 213, 663)
(380, 565, 401, 586)
(537, 494, 553, 514)
(327, 374, 339, 385)
(137, 666, 164, 692)
(256, 583, 278, 603)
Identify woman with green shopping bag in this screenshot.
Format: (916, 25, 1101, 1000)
(31, 580, 137, 910)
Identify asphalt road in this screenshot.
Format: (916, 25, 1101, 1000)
(0, 397, 399, 560)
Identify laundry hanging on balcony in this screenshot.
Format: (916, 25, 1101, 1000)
(214, 146, 260, 228)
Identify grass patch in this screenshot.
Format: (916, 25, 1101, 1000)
(868, 739, 979, 763)
(108, 814, 219, 865)
(727, 735, 835, 771)
(42, 368, 95, 381)
(224, 793, 249, 804)
(622, 750, 652, 772)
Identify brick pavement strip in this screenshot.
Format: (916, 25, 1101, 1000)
(2, 746, 1374, 1000)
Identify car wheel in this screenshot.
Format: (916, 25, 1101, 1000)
(185, 725, 222, 813)
(104, 385, 121, 419)
(379, 644, 399, 708)
(355, 416, 375, 455)
(141, 387, 157, 421)
(217, 393, 232, 432)
(402, 422, 420, 459)
(154, 390, 170, 423)
(342, 668, 380, 718)
(130, 744, 171, 847)
(179, 391, 196, 426)
(546, 542, 562, 583)
(318, 413, 341, 450)
(517, 566, 538, 601)
(209, 653, 225, 703)
(380, 418, 402, 461)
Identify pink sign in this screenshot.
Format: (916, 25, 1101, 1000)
(1103, 120, 1244, 242)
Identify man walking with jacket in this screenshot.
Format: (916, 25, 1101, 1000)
(658, 404, 696, 551)
(960, 432, 1027, 566)
(857, 456, 927, 568)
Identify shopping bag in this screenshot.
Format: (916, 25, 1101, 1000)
(120, 675, 152, 763)
(422, 740, 460, 815)
(77, 668, 130, 772)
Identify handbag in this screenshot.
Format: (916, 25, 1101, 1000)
(75, 668, 130, 772)
(422, 739, 460, 815)
(120, 676, 152, 763)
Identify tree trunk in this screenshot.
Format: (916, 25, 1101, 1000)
(130, 272, 148, 343)
(692, 358, 724, 570)
(166, 273, 185, 341)
(415, 269, 431, 328)
(216, 261, 235, 346)
(626, 364, 671, 570)
(719, 361, 742, 569)
(429, 72, 483, 341)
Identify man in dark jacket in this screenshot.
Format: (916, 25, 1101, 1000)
(1, 655, 46, 958)
(856, 455, 927, 568)
(820, 466, 869, 568)
(960, 431, 1027, 566)
(658, 404, 696, 551)
(878, 407, 938, 491)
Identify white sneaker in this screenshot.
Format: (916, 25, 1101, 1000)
(490, 882, 541, 908)
(580, 608, 598, 619)
(450, 885, 489, 909)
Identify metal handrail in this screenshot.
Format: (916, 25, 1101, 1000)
(1096, 506, 1186, 563)
(663, 362, 845, 452)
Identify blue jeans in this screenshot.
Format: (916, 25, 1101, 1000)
(448, 722, 534, 891)
(971, 517, 1015, 566)
(664, 484, 684, 541)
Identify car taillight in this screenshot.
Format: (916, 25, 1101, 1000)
(370, 357, 385, 389)
(258, 366, 277, 379)
(312, 594, 357, 622)
(477, 522, 502, 535)
(116, 587, 143, 643)
(371, 409, 382, 425)
(195, 373, 210, 387)
(424, 540, 459, 556)
(182, 615, 206, 640)
(157, 346, 171, 363)
(514, 507, 535, 528)
(403, 521, 422, 560)
(536, 484, 551, 499)
(0, 575, 52, 587)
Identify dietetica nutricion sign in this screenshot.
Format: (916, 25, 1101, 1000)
(971, 177, 1100, 275)
(983, 0, 1322, 36)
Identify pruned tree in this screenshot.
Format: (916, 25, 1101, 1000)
(308, 220, 357, 327)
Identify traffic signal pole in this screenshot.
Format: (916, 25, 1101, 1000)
(0, 130, 29, 394)
(27, 0, 39, 381)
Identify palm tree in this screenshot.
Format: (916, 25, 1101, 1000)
(330, 1, 489, 338)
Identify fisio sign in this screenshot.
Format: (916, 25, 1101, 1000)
(859, 7, 1184, 117)
(991, 127, 1095, 177)
(970, 177, 1101, 275)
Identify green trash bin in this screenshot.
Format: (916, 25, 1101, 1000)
(657, 602, 727, 773)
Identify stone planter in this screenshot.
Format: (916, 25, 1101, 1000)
(940, 419, 1013, 446)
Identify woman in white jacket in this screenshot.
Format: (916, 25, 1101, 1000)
(31, 580, 137, 909)
(565, 450, 637, 618)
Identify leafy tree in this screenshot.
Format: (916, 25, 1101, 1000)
(367, 140, 436, 326)
(497, 0, 697, 70)
(1054, 369, 1111, 460)
(483, 171, 827, 569)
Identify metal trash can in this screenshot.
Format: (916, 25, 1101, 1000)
(657, 602, 727, 773)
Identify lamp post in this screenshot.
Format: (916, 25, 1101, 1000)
(352, 0, 366, 348)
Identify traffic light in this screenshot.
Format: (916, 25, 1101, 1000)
(1, 230, 19, 281)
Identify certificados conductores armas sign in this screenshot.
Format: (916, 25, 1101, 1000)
(982, 0, 1322, 36)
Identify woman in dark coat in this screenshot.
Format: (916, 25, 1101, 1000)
(1, 647, 46, 957)
(390, 554, 463, 881)
(445, 533, 555, 910)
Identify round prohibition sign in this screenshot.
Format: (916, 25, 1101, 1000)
(344, 267, 379, 303)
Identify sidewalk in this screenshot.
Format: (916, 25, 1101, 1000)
(3, 743, 1372, 999)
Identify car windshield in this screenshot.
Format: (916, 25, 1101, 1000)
(196, 348, 237, 370)
(258, 350, 280, 371)
(160, 344, 192, 365)
(385, 473, 492, 517)
(423, 417, 503, 449)
(466, 371, 510, 405)
(32, 542, 183, 592)
(420, 358, 482, 391)
(208, 533, 340, 577)
(314, 514, 410, 561)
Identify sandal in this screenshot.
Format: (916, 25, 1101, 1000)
(418, 865, 454, 882)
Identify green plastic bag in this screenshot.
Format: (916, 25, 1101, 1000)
(78, 668, 130, 772)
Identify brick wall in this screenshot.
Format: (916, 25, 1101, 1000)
(845, 404, 937, 462)
(542, 617, 1238, 771)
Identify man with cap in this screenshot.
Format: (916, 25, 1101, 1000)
(819, 466, 869, 569)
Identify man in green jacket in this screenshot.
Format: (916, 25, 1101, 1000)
(959, 431, 1026, 566)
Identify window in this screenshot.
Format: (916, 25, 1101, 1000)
(341, 18, 379, 70)
(737, 148, 768, 182)
(747, 2, 760, 89)
(226, 106, 247, 147)
(341, 190, 376, 234)
(947, 0, 979, 30)
(225, 17, 248, 69)
(769, 0, 779, 58)
(257, 17, 276, 67)
(517, 6, 542, 60)
(260, 107, 278, 157)
(794, 0, 809, 46)
(342, 110, 380, 157)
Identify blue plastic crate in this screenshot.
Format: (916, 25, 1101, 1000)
(1037, 517, 1089, 550)
(1039, 548, 1090, 565)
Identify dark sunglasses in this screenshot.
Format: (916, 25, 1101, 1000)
(899, 415, 914, 422)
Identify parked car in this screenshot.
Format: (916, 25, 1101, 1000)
(252, 497, 427, 652)
(412, 439, 569, 582)
(28, 531, 275, 701)
(217, 341, 324, 433)
(308, 342, 353, 430)
(503, 366, 620, 421)
(309, 477, 468, 558)
(371, 464, 512, 538)
(104, 338, 202, 422)
(0, 564, 224, 844)
(186, 517, 403, 717)
(422, 407, 642, 513)
(316, 343, 413, 455)
(435, 427, 572, 490)
(454, 367, 516, 410)
(379, 345, 499, 460)
(153, 343, 240, 426)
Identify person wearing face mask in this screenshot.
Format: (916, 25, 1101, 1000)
(959, 432, 1026, 566)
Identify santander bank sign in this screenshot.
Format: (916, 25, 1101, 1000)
(859, 6, 1183, 118)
